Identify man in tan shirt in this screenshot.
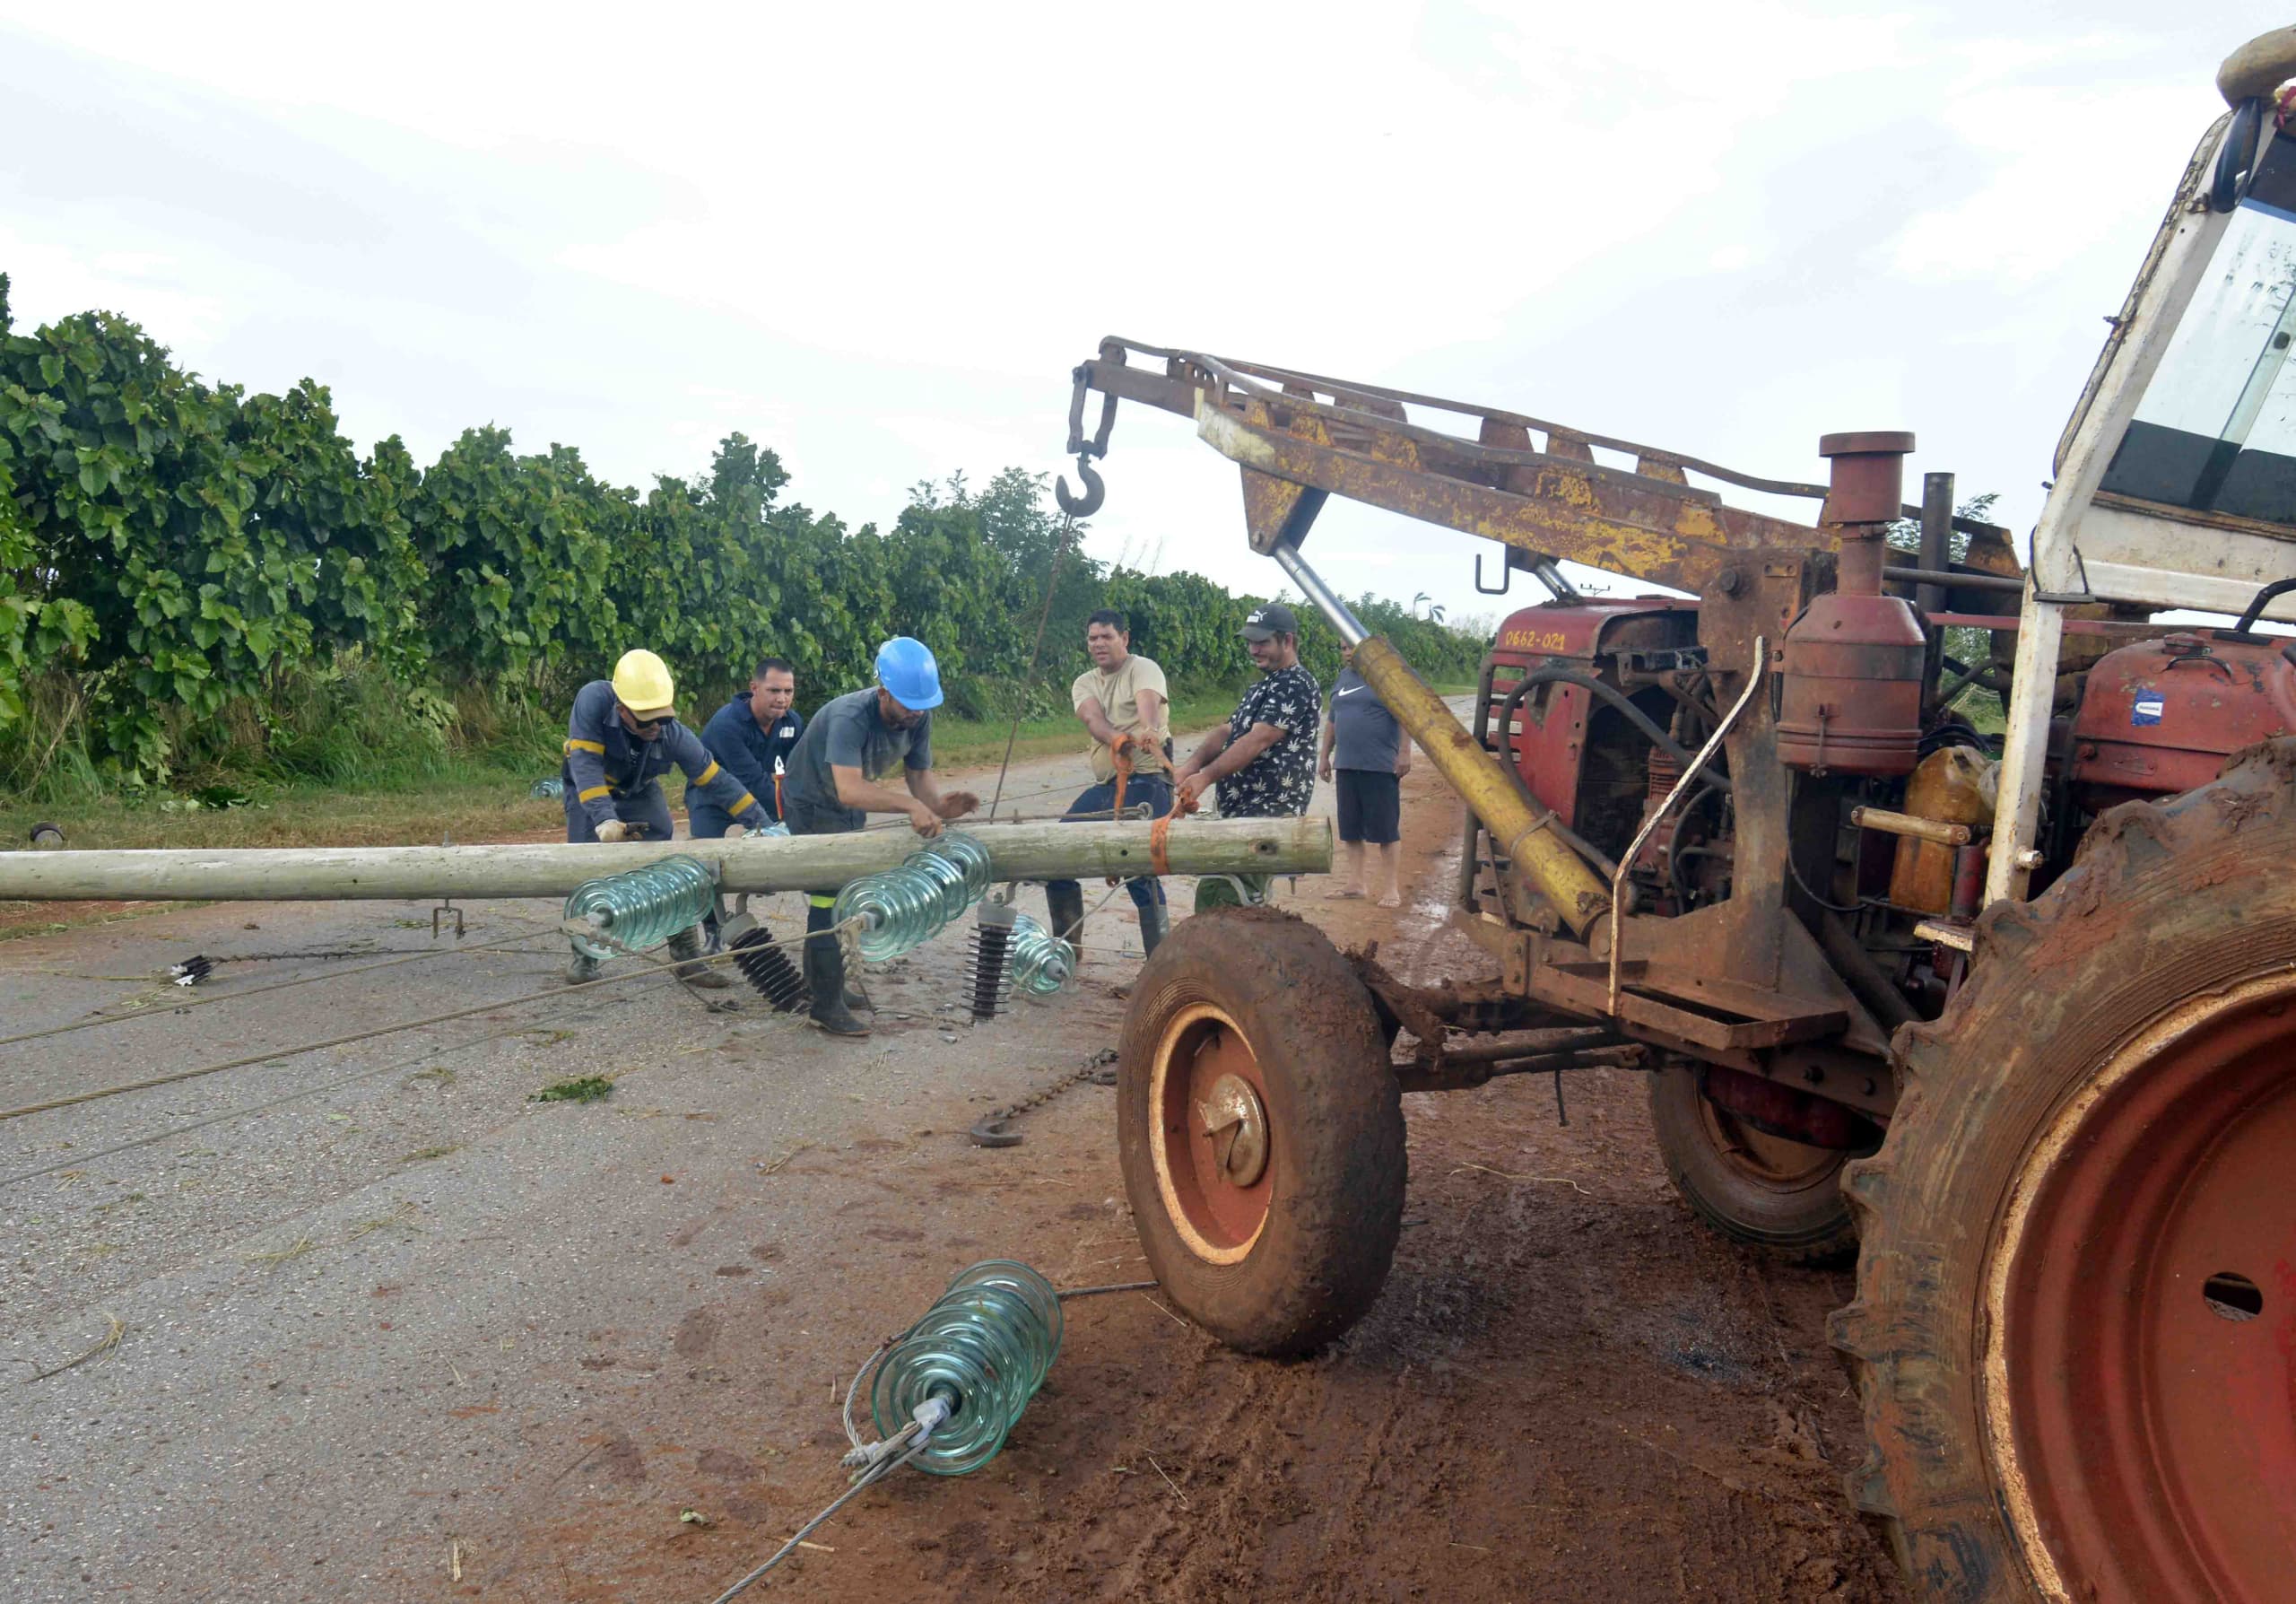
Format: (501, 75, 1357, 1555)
(1044, 608, 1174, 958)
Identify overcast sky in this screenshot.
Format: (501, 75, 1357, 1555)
(0, 2, 2266, 632)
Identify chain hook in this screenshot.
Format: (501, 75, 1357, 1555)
(1057, 362, 1117, 517)
(1055, 453, 1104, 517)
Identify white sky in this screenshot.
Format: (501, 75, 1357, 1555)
(0, 2, 2265, 632)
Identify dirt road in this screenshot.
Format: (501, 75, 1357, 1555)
(1, 735, 1905, 1603)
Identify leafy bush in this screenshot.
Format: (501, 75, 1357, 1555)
(0, 272, 1496, 790)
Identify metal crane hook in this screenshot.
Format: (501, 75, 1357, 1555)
(1055, 453, 1104, 518)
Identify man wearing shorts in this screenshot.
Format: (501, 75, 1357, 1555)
(1318, 641, 1413, 907)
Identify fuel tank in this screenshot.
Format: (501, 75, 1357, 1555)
(2069, 632, 2296, 806)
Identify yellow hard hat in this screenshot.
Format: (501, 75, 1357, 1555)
(611, 649, 676, 718)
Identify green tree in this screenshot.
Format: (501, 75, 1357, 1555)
(408, 430, 626, 692)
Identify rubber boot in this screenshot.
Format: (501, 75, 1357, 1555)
(564, 950, 603, 986)
(667, 926, 731, 989)
(1138, 897, 1169, 959)
(1044, 881, 1088, 957)
(805, 905, 870, 1037)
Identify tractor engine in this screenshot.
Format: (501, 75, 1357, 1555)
(1478, 597, 1722, 918)
(1477, 598, 2296, 1008)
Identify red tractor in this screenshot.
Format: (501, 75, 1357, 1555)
(1064, 26, 2296, 1603)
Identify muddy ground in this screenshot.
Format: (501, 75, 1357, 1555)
(1, 736, 1906, 1603)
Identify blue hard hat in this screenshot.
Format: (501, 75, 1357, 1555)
(874, 635, 944, 710)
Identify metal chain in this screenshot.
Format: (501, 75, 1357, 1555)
(968, 1047, 1118, 1147)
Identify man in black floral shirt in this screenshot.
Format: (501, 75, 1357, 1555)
(1174, 603, 1320, 909)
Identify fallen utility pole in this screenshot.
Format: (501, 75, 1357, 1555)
(0, 817, 1330, 903)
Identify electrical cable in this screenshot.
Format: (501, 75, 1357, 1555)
(1057, 1280, 1159, 1300)
(706, 1435, 930, 1602)
(0, 920, 858, 1127)
(0, 979, 689, 1190)
(986, 513, 1078, 824)
(0, 927, 570, 1052)
(1786, 850, 1880, 916)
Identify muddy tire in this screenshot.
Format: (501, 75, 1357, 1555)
(1831, 738, 2296, 1602)
(1647, 1063, 1859, 1264)
(1117, 906, 1405, 1356)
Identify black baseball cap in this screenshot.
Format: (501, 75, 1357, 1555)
(1239, 603, 1299, 641)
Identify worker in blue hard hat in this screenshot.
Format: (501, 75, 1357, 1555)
(561, 648, 772, 989)
(778, 637, 979, 1037)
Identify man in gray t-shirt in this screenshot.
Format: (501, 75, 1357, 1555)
(778, 637, 978, 1038)
(1317, 643, 1413, 906)
(782, 688, 936, 836)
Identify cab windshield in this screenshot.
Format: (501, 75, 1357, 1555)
(2099, 127, 2296, 527)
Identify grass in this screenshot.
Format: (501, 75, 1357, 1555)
(347, 1200, 425, 1238)
(529, 1075, 616, 1104)
(0, 676, 1482, 862)
(23, 1310, 126, 1380)
(243, 1235, 317, 1270)
(0, 688, 1256, 853)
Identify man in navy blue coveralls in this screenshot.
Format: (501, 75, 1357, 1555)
(688, 658, 804, 949)
(561, 649, 770, 987)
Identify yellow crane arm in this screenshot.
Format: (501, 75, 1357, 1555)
(1063, 338, 2022, 593)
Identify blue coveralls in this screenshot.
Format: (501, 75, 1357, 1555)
(561, 680, 767, 843)
(686, 697, 804, 840)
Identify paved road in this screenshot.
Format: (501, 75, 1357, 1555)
(0, 738, 1195, 1602)
(2, 694, 1898, 1604)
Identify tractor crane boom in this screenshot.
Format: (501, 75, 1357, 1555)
(1062, 338, 2023, 593)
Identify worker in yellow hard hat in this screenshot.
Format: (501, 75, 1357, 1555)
(561, 649, 771, 988)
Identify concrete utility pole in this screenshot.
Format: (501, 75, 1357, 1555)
(0, 817, 1331, 902)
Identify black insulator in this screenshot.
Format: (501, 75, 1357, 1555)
(968, 923, 1014, 1022)
(728, 927, 808, 1013)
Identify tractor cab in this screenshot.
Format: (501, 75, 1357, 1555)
(1992, 71, 2296, 902)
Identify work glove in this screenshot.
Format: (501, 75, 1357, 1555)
(596, 819, 631, 843)
(723, 823, 750, 840)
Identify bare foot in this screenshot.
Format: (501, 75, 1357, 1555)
(1327, 886, 1366, 900)
(1376, 892, 1403, 909)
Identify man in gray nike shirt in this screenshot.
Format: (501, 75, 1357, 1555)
(1317, 642, 1413, 906)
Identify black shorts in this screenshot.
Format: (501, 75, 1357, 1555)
(1335, 769, 1401, 845)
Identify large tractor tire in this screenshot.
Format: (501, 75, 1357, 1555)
(1117, 906, 1405, 1356)
(1647, 1062, 1862, 1264)
(1831, 738, 2296, 1603)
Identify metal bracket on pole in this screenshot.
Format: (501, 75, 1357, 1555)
(432, 832, 464, 938)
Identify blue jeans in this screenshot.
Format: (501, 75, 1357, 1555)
(1046, 774, 1170, 912)
(563, 782, 675, 843)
